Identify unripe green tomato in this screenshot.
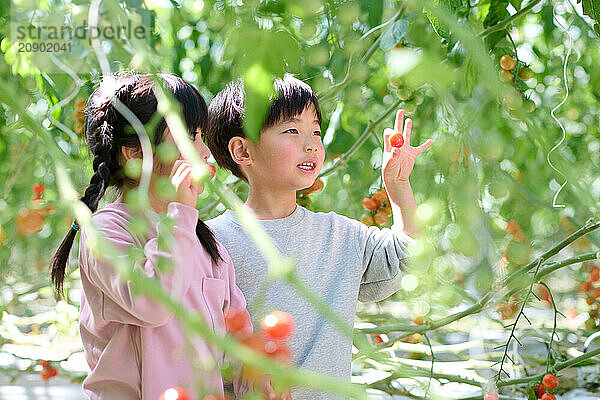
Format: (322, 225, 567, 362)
(389, 76, 403, 89)
(487, 180, 509, 199)
(413, 92, 424, 105)
(397, 87, 412, 100)
(523, 99, 536, 113)
(403, 101, 417, 113)
(504, 92, 523, 110)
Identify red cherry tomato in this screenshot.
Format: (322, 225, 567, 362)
(541, 393, 556, 400)
(582, 280, 592, 292)
(261, 311, 295, 341)
(484, 393, 499, 400)
(32, 183, 45, 196)
(390, 132, 404, 148)
(362, 197, 378, 211)
(535, 383, 545, 398)
(224, 308, 252, 338)
(40, 367, 58, 381)
(542, 373, 558, 390)
(158, 387, 191, 400)
(373, 334, 384, 344)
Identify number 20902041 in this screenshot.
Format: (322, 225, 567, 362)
(18, 42, 72, 53)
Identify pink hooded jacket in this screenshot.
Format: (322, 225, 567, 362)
(77, 202, 247, 399)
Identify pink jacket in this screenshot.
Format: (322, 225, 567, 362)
(78, 202, 247, 399)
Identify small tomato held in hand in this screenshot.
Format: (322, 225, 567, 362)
(390, 132, 404, 148)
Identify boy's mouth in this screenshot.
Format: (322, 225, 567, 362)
(297, 161, 317, 173)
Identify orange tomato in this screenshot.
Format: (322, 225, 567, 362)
(16, 209, 45, 235)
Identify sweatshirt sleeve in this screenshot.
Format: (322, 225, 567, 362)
(356, 222, 414, 303)
(81, 202, 200, 327)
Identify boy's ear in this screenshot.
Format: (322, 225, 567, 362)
(121, 146, 142, 161)
(228, 136, 253, 166)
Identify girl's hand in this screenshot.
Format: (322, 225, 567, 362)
(382, 109, 432, 184)
(170, 160, 200, 208)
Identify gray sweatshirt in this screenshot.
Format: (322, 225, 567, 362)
(207, 205, 412, 399)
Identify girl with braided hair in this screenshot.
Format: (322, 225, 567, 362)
(50, 73, 250, 399)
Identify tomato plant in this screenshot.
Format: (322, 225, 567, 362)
(1, 0, 600, 398)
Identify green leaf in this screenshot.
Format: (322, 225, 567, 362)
(242, 63, 274, 141)
(581, 0, 600, 26)
(483, 0, 509, 28)
(379, 19, 409, 51)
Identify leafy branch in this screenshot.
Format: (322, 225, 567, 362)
(357, 219, 600, 337)
(478, 0, 543, 37)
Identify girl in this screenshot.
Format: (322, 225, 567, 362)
(50, 73, 249, 399)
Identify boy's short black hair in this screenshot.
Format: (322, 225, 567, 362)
(206, 74, 322, 181)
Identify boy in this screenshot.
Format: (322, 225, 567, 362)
(206, 76, 432, 399)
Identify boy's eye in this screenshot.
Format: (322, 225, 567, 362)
(313, 130, 322, 136)
(284, 128, 299, 134)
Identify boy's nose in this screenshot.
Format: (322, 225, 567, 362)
(304, 143, 317, 152)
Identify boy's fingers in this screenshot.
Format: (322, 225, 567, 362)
(394, 109, 404, 134)
(383, 128, 394, 152)
(416, 138, 433, 154)
(404, 118, 412, 144)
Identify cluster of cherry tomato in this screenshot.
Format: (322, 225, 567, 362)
(535, 373, 559, 399)
(227, 309, 294, 391)
(485, 374, 559, 400)
(16, 183, 56, 236)
(38, 360, 58, 381)
(498, 55, 536, 113)
(581, 263, 600, 330)
(360, 189, 392, 227)
(389, 78, 426, 114)
(157, 310, 294, 400)
(296, 178, 324, 208)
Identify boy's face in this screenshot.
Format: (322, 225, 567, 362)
(246, 105, 325, 192)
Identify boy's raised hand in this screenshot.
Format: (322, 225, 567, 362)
(382, 109, 432, 184)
